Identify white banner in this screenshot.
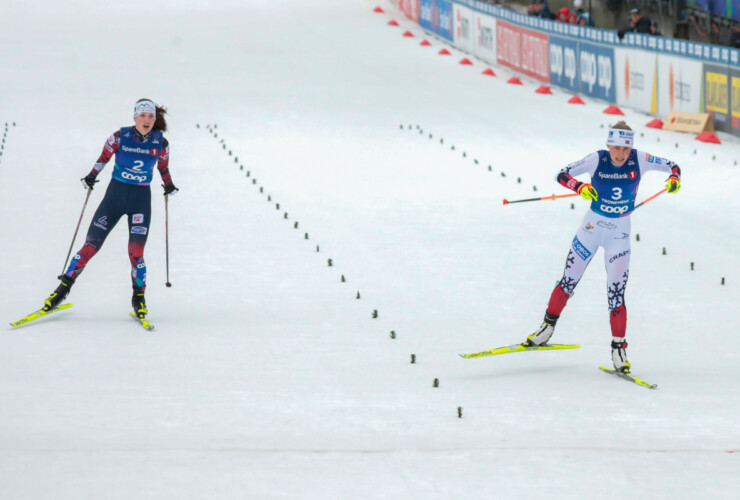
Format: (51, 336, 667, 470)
(453, 4, 475, 54)
(657, 55, 703, 115)
(615, 48, 657, 114)
(472, 12, 496, 66)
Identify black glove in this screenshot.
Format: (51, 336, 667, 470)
(163, 183, 179, 196)
(81, 173, 98, 190)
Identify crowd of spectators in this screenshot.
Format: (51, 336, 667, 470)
(528, 0, 594, 27)
(617, 8, 661, 39)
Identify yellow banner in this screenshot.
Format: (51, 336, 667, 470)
(706, 72, 728, 114)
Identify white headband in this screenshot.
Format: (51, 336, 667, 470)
(606, 128, 634, 147)
(134, 100, 156, 119)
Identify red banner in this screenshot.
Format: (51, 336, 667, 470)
(396, 0, 420, 22)
(496, 21, 549, 82)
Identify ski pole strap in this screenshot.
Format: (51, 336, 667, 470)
(503, 193, 579, 205)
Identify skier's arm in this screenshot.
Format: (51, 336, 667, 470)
(637, 151, 681, 192)
(157, 138, 178, 195)
(555, 152, 599, 192)
(89, 131, 120, 179)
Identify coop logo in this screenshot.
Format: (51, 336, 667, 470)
(580, 46, 613, 99)
(121, 171, 148, 183)
(572, 236, 592, 261)
(94, 216, 108, 231)
(550, 43, 577, 87)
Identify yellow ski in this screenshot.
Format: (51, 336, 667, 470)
(130, 312, 154, 331)
(459, 343, 580, 359)
(10, 304, 74, 328)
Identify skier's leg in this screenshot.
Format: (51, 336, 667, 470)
(604, 219, 631, 371)
(528, 221, 597, 345)
(127, 189, 151, 317)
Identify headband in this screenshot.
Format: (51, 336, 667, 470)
(606, 128, 634, 147)
(134, 100, 156, 119)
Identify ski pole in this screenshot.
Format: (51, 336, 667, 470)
(60, 188, 93, 276)
(633, 188, 667, 210)
(165, 194, 172, 287)
(503, 193, 579, 205)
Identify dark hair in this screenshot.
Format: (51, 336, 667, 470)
(136, 98, 168, 132)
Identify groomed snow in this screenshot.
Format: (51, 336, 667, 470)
(1, 1, 738, 498)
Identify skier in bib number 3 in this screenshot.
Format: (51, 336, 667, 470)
(43, 99, 178, 320)
(525, 121, 681, 373)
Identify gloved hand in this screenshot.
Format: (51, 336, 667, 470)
(81, 173, 98, 190)
(666, 175, 680, 193)
(577, 183, 598, 201)
(163, 183, 179, 196)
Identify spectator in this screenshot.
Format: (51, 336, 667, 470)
(650, 20, 662, 36)
(577, 14, 590, 26)
(573, 0, 595, 26)
(556, 7, 570, 22)
(568, 11, 579, 24)
(528, 0, 553, 19)
(618, 8, 652, 39)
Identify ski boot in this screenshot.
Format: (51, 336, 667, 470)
(611, 339, 630, 373)
(525, 312, 559, 346)
(132, 288, 147, 319)
(43, 275, 75, 311)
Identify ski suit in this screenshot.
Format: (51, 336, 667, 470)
(545, 149, 680, 338)
(63, 126, 174, 291)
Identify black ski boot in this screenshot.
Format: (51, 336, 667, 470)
(132, 288, 147, 319)
(43, 275, 75, 311)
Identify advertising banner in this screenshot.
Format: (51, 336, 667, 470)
(730, 68, 740, 136)
(473, 12, 497, 66)
(397, 0, 420, 22)
(453, 4, 474, 53)
(497, 20, 549, 82)
(419, 0, 453, 41)
(703, 64, 731, 133)
(549, 35, 579, 93)
(663, 111, 714, 133)
(656, 56, 703, 116)
(615, 48, 658, 114)
(578, 41, 615, 103)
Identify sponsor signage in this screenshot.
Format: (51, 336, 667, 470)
(473, 12, 497, 66)
(549, 35, 578, 92)
(703, 64, 730, 133)
(419, 0, 453, 41)
(731, 68, 740, 136)
(578, 41, 615, 103)
(656, 55, 702, 115)
(396, 0, 420, 22)
(453, 4, 474, 53)
(662, 111, 714, 133)
(496, 20, 549, 82)
(615, 49, 657, 113)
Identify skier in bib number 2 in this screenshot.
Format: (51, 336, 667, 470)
(42, 99, 178, 321)
(525, 121, 681, 373)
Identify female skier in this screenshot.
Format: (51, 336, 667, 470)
(43, 98, 178, 320)
(525, 121, 680, 373)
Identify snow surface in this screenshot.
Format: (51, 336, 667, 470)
(1, 0, 738, 498)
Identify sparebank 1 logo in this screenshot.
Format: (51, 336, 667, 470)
(550, 43, 576, 87)
(580, 47, 612, 98)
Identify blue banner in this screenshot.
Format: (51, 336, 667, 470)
(549, 35, 579, 93)
(419, 0, 454, 41)
(578, 41, 615, 103)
